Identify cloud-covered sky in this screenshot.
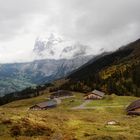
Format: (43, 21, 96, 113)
(0, 0, 140, 63)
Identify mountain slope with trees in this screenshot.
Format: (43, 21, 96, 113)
(60, 39, 140, 96)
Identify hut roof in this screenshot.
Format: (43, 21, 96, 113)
(36, 100, 57, 108)
(54, 90, 71, 94)
(92, 90, 105, 97)
(126, 99, 140, 112)
(51, 90, 72, 96)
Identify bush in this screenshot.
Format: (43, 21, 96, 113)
(1, 118, 12, 124)
(20, 117, 54, 136)
(24, 125, 54, 136)
(10, 125, 21, 136)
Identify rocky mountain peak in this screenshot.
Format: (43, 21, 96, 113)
(33, 33, 90, 59)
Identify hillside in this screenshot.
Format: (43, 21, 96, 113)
(60, 39, 140, 96)
(0, 92, 140, 140)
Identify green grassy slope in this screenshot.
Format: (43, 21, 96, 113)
(0, 92, 140, 140)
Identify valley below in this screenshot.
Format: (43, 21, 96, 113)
(0, 55, 92, 96)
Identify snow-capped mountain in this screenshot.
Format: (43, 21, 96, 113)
(33, 33, 90, 59)
(33, 34, 62, 57)
(60, 43, 88, 58)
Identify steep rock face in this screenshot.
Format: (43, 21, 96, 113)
(60, 43, 88, 58)
(0, 55, 93, 96)
(33, 34, 62, 57)
(33, 33, 90, 59)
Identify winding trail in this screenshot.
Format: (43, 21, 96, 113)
(71, 100, 125, 110)
(54, 95, 75, 104)
(71, 100, 92, 109)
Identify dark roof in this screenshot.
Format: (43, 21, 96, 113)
(91, 90, 105, 97)
(51, 90, 72, 96)
(36, 100, 57, 108)
(127, 111, 140, 115)
(126, 99, 140, 112)
(54, 90, 72, 93)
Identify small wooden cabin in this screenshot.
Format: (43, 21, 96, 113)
(50, 90, 72, 98)
(30, 100, 57, 110)
(84, 89, 105, 100)
(126, 99, 140, 115)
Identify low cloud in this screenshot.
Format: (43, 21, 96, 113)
(0, 0, 140, 63)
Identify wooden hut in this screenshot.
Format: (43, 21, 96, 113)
(30, 100, 57, 110)
(50, 90, 72, 98)
(84, 89, 105, 100)
(126, 99, 140, 115)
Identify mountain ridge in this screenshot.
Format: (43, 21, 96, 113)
(60, 38, 140, 96)
(33, 33, 92, 60)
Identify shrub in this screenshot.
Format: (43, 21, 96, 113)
(1, 118, 12, 124)
(10, 125, 21, 136)
(24, 125, 54, 136)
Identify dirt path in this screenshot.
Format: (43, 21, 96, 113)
(71, 100, 125, 110)
(54, 96, 75, 105)
(54, 98, 61, 104)
(72, 100, 92, 109)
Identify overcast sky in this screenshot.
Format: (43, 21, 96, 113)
(0, 0, 140, 63)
